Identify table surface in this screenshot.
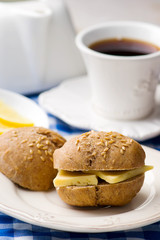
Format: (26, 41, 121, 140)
(0, 94, 159, 240)
(2, 1, 160, 239)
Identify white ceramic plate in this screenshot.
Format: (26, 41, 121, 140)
(0, 88, 49, 128)
(39, 76, 160, 141)
(0, 145, 159, 233)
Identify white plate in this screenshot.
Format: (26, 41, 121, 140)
(39, 76, 160, 141)
(0, 145, 159, 233)
(0, 88, 49, 128)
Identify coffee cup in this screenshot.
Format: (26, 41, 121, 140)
(76, 21, 160, 120)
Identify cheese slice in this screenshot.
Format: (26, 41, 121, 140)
(0, 101, 34, 127)
(54, 170, 98, 187)
(54, 165, 153, 187)
(93, 165, 153, 184)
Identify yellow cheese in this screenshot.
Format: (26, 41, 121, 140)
(95, 165, 153, 184)
(54, 165, 153, 187)
(53, 170, 98, 187)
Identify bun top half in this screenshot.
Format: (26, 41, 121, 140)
(54, 131, 145, 171)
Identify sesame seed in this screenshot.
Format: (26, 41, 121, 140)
(114, 144, 119, 148)
(96, 142, 103, 146)
(43, 146, 48, 150)
(121, 140, 127, 143)
(38, 150, 42, 155)
(123, 144, 128, 147)
(48, 150, 52, 156)
(46, 140, 50, 145)
(104, 147, 109, 152)
(30, 149, 33, 154)
(45, 150, 48, 156)
(50, 157, 53, 161)
(28, 156, 33, 160)
(77, 146, 80, 151)
(75, 139, 79, 145)
(105, 141, 108, 147)
(120, 149, 124, 154)
(21, 139, 27, 144)
(41, 136, 47, 140)
(28, 143, 34, 147)
(116, 136, 122, 139)
(92, 151, 96, 156)
(109, 140, 115, 144)
(40, 156, 45, 161)
(111, 134, 117, 138)
(122, 146, 126, 150)
(37, 143, 44, 149)
(105, 137, 110, 140)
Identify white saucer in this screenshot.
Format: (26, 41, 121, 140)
(0, 88, 49, 128)
(39, 76, 160, 141)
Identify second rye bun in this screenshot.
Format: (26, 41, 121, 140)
(0, 127, 66, 191)
(54, 131, 146, 206)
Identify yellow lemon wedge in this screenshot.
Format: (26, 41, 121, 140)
(0, 100, 34, 128)
(0, 122, 13, 135)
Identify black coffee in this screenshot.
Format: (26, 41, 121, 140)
(89, 38, 160, 56)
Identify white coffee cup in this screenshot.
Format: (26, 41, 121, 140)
(76, 21, 160, 120)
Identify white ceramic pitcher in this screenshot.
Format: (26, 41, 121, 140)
(0, 0, 85, 94)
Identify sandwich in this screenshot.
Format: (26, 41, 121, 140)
(53, 130, 152, 206)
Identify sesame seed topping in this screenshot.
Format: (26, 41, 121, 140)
(28, 156, 33, 160)
(46, 140, 50, 145)
(104, 147, 109, 152)
(48, 150, 52, 156)
(45, 150, 48, 156)
(123, 144, 128, 147)
(96, 142, 103, 146)
(40, 156, 45, 161)
(114, 144, 119, 148)
(75, 139, 80, 145)
(42, 146, 48, 150)
(37, 143, 44, 149)
(105, 137, 110, 140)
(28, 143, 34, 147)
(122, 146, 126, 150)
(120, 149, 124, 154)
(30, 149, 33, 154)
(21, 139, 27, 144)
(77, 146, 80, 151)
(121, 140, 127, 143)
(38, 150, 42, 155)
(116, 136, 122, 139)
(111, 134, 117, 138)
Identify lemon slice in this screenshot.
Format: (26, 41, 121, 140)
(0, 100, 34, 127)
(0, 122, 13, 135)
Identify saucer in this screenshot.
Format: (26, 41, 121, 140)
(39, 75, 160, 141)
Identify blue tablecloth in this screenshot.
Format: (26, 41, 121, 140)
(1, 94, 160, 240)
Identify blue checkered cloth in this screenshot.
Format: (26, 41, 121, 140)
(1, 94, 160, 240)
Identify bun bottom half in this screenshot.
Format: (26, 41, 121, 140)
(56, 174, 144, 207)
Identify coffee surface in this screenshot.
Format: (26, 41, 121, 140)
(89, 38, 160, 56)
